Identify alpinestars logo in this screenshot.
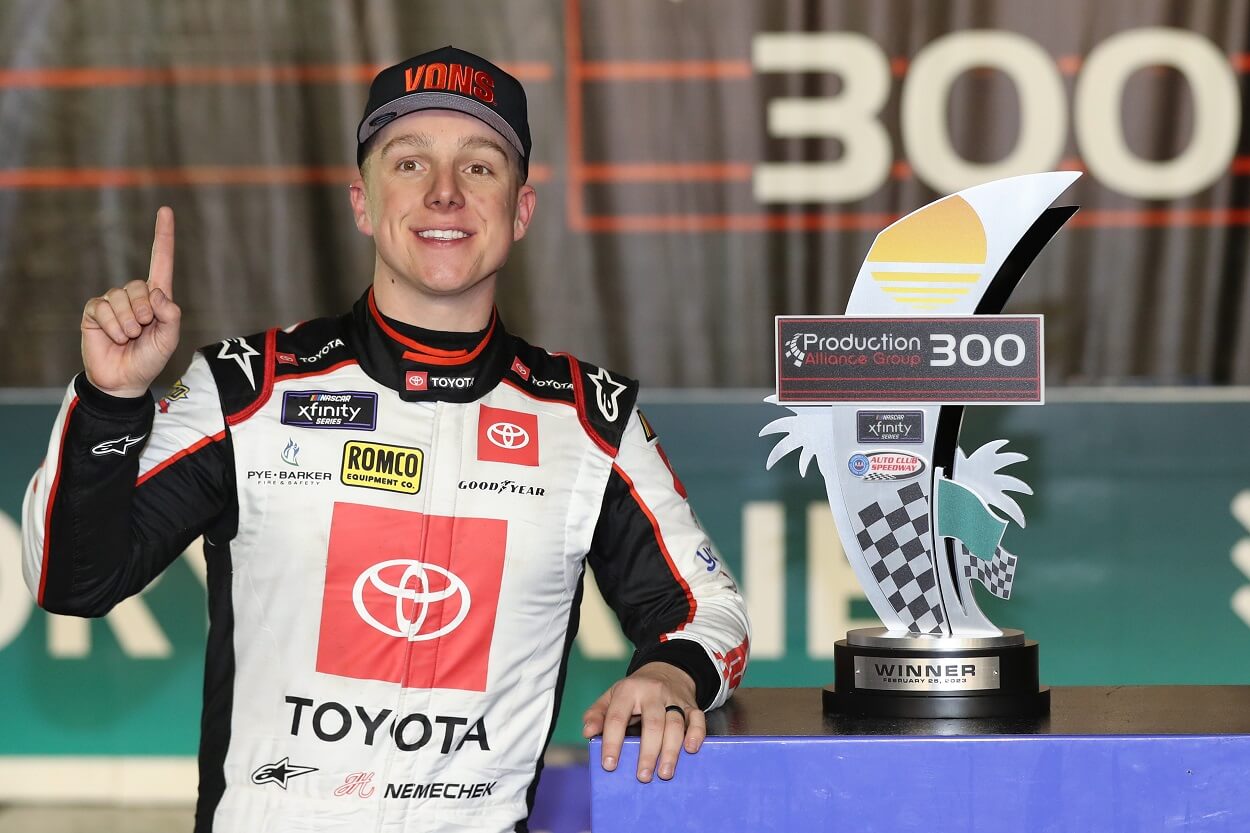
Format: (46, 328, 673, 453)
(251, 757, 318, 789)
(588, 367, 626, 422)
(784, 334, 806, 368)
(316, 504, 507, 691)
(218, 337, 261, 389)
(91, 433, 147, 456)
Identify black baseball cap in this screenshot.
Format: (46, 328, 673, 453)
(357, 45, 531, 180)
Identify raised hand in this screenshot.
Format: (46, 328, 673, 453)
(81, 207, 182, 397)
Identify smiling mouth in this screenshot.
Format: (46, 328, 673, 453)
(416, 229, 471, 240)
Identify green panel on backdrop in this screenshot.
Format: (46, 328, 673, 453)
(0, 404, 207, 755)
(3, 397, 1250, 756)
(639, 400, 1250, 686)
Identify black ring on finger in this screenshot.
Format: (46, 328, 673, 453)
(664, 704, 687, 724)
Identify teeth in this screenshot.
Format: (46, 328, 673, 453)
(418, 229, 469, 240)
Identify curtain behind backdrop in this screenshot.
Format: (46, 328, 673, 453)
(2, 0, 1249, 389)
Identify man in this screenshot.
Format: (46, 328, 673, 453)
(21, 46, 749, 833)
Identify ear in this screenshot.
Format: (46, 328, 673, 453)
(349, 175, 374, 237)
(512, 184, 537, 242)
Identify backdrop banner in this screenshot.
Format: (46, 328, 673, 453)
(3, 1, 1250, 389)
(3, 392, 1250, 799)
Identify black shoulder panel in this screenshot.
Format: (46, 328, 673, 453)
(272, 316, 354, 380)
(505, 338, 577, 405)
(199, 315, 352, 424)
(199, 330, 273, 423)
(568, 356, 638, 456)
(503, 336, 638, 456)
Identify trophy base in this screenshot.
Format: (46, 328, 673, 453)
(823, 628, 1050, 719)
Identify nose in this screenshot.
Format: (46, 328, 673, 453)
(424, 165, 464, 211)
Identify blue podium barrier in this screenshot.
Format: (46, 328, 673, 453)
(589, 687, 1250, 832)
(530, 762, 591, 833)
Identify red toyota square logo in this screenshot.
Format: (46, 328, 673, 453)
(315, 503, 507, 691)
(510, 357, 531, 380)
(477, 405, 539, 466)
(405, 371, 429, 391)
(276, 351, 298, 366)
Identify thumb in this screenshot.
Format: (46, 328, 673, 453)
(582, 689, 612, 736)
(149, 287, 181, 325)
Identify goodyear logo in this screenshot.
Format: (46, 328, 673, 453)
(341, 441, 423, 494)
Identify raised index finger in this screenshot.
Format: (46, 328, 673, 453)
(147, 206, 175, 298)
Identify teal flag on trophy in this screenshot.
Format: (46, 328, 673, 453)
(936, 478, 1007, 562)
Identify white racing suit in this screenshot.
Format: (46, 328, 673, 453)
(22, 289, 750, 832)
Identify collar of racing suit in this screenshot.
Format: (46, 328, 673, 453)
(348, 287, 514, 404)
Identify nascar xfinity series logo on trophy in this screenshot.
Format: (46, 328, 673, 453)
(761, 172, 1078, 719)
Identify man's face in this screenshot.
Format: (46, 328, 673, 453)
(350, 110, 535, 304)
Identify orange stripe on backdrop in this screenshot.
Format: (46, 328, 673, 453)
(581, 213, 900, 233)
(0, 167, 356, 187)
(574, 156, 1174, 184)
(0, 165, 551, 188)
(8, 51, 1250, 90)
(584, 157, 1071, 183)
(1070, 208, 1250, 228)
(572, 52, 1242, 82)
(890, 55, 1087, 77)
(575, 51, 1240, 81)
(582, 162, 753, 183)
(582, 209, 1250, 234)
(578, 61, 752, 80)
(0, 62, 552, 88)
(569, 50, 1250, 82)
(5, 57, 1100, 87)
(0, 183, 1240, 230)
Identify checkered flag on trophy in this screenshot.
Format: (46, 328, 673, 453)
(852, 483, 946, 634)
(960, 545, 1019, 600)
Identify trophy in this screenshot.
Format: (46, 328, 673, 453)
(762, 172, 1079, 718)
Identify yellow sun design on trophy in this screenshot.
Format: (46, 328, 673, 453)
(866, 196, 988, 311)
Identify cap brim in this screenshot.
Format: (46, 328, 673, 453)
(358, 92, 526, 162)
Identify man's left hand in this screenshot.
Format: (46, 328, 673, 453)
(582, 661, 705, 782)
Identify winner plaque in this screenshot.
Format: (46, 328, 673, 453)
(762, 172, 1079, 718)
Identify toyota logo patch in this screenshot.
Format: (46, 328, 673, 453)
(486, 421, 530, 449)
(352, 559, 470, 641)
(476, 405, 539, 466)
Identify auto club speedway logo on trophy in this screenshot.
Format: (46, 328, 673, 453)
(763, 172, 1079, 718)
